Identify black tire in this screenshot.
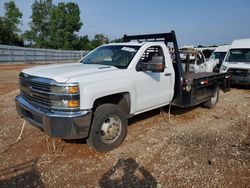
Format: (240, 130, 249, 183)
(202, 87, 219, 109)
(87, 104, 128, 152)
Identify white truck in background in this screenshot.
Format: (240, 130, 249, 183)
(180, 49, 216, 73)
(195, 47, 216, 61)
(210, 45, 231, 72)
(220, 39, 250, 85)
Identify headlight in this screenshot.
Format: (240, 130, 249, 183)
(51, 85, 79, 94)
(51, 99, 79, 109)
(50, 84, 80, 109)
(220, 65, 227, 71)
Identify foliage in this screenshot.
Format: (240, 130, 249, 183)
(91, 34, 109, 49)
(110, 38, 123, 43)
(24, 0, 54, 48)
(24, 1, 84, 50)
(0, 1, 23, 46)
(78, 35, 92, 50)
(78, 34, 109, 50)
(49, 2, 83, 49)
(1, 1, 113, 50)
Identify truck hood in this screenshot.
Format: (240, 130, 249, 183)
(22, 63, 118, 83)
(223, 61, 250, 69)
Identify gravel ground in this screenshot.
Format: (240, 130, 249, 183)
(0, 64, 249, 187)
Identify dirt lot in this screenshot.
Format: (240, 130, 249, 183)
(0, 64, 249, 187)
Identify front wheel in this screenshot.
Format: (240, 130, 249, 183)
(202, 87, 219, 109)
(87, 104, 128, 152)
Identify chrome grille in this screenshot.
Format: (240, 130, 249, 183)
(20, 73, 52, 109)
(20, 79, 50, 92)
(228, 68, 249, 77)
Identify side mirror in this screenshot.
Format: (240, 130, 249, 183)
(143, 56, 165, 72)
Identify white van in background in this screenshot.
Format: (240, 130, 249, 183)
(220, 39, 250, 85)
(210, 45, 231, 72)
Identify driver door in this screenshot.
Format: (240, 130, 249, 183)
(134, 45, 172, 113)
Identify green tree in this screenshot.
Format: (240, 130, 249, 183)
(0, 1, 23, 46)
(91, 34, 109, 49)
(50, 2, 83, 50)
(110, 38, 123, 43)
(78, 35, 92, 50)
(24, 0, 54, 48)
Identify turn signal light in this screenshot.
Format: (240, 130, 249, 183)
(69, 86, 79, 94)
(68, 100, 79, 108)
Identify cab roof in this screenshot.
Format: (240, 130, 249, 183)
(214, 45, 230, 52)
(231, 39, 250, 49)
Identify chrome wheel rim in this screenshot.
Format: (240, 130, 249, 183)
(100, 115, 122, 144)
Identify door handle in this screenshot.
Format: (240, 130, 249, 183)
(165, 73, 172, 76)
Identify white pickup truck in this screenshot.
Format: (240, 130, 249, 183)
(195, 47, 216, 61)
(16, 31, 231, 152)
(180, 49, 216, 73)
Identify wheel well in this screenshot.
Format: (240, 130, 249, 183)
(93, 92, 131, 116)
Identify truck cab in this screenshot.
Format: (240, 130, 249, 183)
(220, 39, 250, 85)
(78, 42, 176, 114)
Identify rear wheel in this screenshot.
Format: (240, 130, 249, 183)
(202, 87, 219, 109)
(87, 104, 128, 152)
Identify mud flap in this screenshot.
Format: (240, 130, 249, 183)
(221, 74, 231, 92)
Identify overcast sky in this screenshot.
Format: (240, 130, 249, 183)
(1, 0, 250, 46)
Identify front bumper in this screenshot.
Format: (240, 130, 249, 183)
(16, 95, 92, 139)
(231, 76, 250, 85)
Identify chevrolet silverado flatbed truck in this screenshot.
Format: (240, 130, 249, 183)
(16, 31, 230, 152)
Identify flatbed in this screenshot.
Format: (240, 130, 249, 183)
(124, 31, 231, 108)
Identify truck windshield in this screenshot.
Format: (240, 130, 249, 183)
(225, 49, 250, 63)
(210, 52, 227, 63)
(80, 45, 140, 69)
(202, 49, 214, 59)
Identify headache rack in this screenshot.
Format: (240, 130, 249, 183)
(123, 31, 183, 71)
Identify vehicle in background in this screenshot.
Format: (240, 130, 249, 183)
(220, 39, 250, 85)
(209, 45, 231, 72)
(180, 45, 195, 49)
(180, 49, 216, 73)
(196, 47, 216, 60)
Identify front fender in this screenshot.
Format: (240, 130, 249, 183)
(80, 79, 136, 114)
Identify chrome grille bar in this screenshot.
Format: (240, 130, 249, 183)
(20, 73, 53, 109)
(20, 77, 51, 92)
